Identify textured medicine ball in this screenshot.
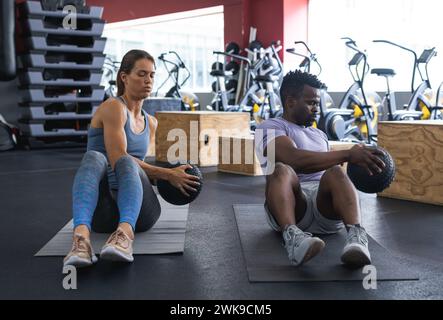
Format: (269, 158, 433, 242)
(347, 148, 396, 194)
(157, 165, 203, 205)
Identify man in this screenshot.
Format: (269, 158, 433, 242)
(256, 70, 385, 268)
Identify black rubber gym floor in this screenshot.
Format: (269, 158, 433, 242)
(0, 148, 442, 300)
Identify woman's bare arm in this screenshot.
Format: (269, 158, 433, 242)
(102, 101, 128, 170)
(102, 102, 170, 180)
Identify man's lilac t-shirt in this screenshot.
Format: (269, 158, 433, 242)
(255, 117, 330, 183)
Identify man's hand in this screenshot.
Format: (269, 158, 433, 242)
(348, 144, 386, 176)
(167, 165, 201, 197)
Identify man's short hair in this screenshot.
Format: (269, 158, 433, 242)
(280, 70, 326, 107)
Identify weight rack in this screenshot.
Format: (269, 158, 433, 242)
(16, 0, 106, 147)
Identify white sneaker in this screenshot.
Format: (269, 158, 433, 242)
(283, 225, 325, 267)
(341, 225, 372, 268)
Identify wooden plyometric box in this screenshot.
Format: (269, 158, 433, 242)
(378, 121, 443, 206)
(218, 136, 264, 176)
(216, 138, 357, 177)
(329, 141, 357, 173)
(155, 111, 250, 166)
(329, 140, 357, 151)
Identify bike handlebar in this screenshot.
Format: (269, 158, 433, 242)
(168, 51, 186, 68)
(372, 40, 417, 59)
(286, 41, 322, 75)
(341, 37, 357, 46)
(373, 40, 418, 60)
(158, 51, 191, 88)
(213, 51, 251, 66)
(159, 51, 186, 68)
(342, 37, 369, 105)
(293, 41, 313, 55)
(373, 39, 420, 93)
(286, 48, 310, 60)
(342, 37, 366, 57)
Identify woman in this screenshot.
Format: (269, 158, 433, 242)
(63, 50, 200, 267)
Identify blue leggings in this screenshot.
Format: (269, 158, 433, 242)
(72, 151, 161, 233)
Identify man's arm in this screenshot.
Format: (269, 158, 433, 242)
(272, 136, 349, 173)
(270, 136, 385, 175)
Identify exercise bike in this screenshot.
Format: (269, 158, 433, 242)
(337, 38, 381, 144)
(156, 51, 200, 111)
(208, 43, 242, 111)
(286, 41, 360, 142)
(434, 82, 443, 120)
(372, 40, 440, 121)
(210, 42, 283, 128)
(287, 39, 380, 144)
(101, 55, 120, 101)
(244, 42, 284, 125)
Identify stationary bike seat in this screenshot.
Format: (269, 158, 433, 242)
(371, 68, 396, 77)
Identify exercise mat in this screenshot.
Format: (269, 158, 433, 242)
(234, 204, 419, 282)
(36, 198, 189, 256)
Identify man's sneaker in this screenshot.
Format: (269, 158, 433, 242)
(283, 225, 325, 267)
(341, 225, 372, 268)
(100, 228, 134, 263)
(63, 234, 98, 268)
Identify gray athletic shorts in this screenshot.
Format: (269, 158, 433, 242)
(264, 181, 345, 235)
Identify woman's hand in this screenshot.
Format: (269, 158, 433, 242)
(167, 165, 201, 197)
(348, 144, 386, 176)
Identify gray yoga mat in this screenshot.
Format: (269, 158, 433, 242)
(234, 204, 419, 282)
(36, 198, 189, 256)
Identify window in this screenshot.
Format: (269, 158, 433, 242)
(308, 0, 443, 92)
(102, 6, 224, 94)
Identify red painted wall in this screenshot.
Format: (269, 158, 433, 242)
(246, 0, 308, 61)
(223, 1, 246, 49)
(249, 0, 284, 47)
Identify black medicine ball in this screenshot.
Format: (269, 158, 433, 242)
(347, 148, 396, 194)
(157, 165, 203, 205)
